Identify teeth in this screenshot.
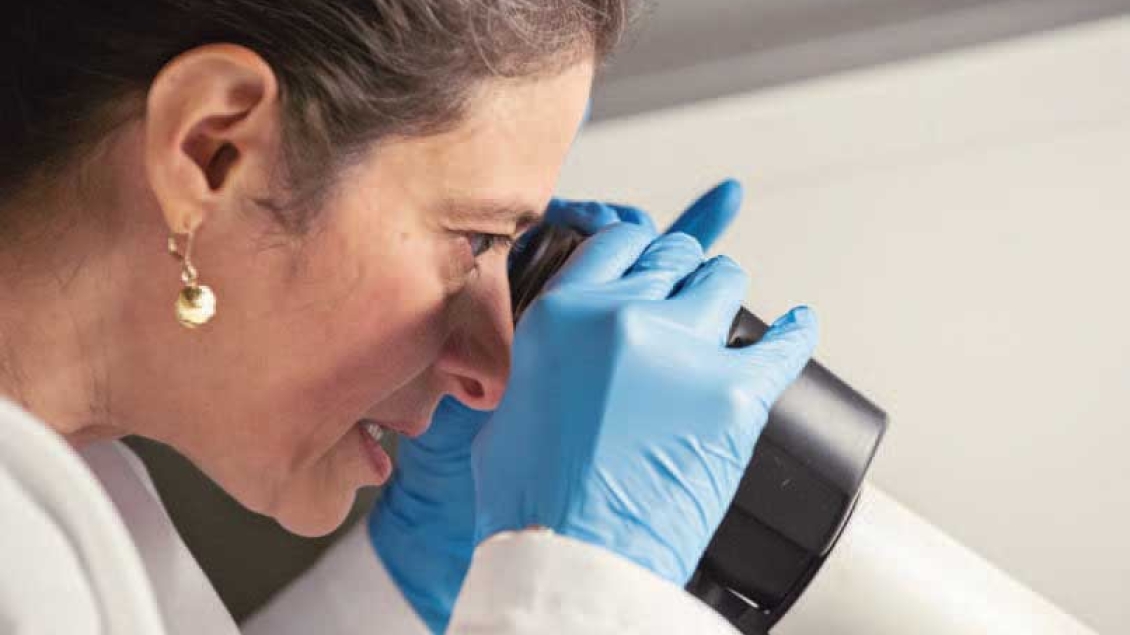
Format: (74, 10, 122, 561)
(362, 420, 385, 443)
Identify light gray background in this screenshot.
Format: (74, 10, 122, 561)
(560, 12, 1130, 634)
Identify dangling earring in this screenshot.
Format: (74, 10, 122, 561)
(168, 231, 217, 329)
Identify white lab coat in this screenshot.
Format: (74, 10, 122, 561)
(0, 399, 737, 634)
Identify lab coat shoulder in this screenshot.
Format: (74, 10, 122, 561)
(79, 440, 241, 635)
(0, 460, 103, 634)
(0, 399, 168, 635)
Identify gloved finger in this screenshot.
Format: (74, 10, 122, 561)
(665, 179, 743, 251)
(667, 255, 750, 342)
(545, 199, 621, 236)
(544, 221, 656, 291)
(736, 306, 819, 408)
(606, 203, 658, 234)
(395, 400, 489, 484)
(620, 232, 705, 300)
(407, 396, 490, 454)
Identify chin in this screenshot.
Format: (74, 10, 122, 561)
(269, 492, 358, 538)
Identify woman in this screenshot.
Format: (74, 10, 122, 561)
(0, 2, 817, 633)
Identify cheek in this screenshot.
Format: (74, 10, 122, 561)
(252, 249, 457, 491)
(312, 236, 475, 409)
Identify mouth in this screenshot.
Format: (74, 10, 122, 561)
(357, 419, 394, 483)
(354, 411, 434, 484)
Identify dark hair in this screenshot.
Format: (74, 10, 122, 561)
(1, 1, 637, 233)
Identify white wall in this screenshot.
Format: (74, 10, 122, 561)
(558, 16, 1130, 634)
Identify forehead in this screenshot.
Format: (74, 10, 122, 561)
(366, 61, 595, 218)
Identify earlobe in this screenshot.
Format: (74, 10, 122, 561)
(144, 43, 279, 234)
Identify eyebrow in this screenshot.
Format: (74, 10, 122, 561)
(438, 197, 544, 234)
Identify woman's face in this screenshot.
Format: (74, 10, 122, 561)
(133, 54, 595, 535)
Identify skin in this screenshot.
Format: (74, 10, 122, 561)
(0, 43, 594, 536)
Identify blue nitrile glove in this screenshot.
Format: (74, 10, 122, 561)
(472, 223, 819, 586)
(368, 397, 481, 633)
(369, 180, 745, 633)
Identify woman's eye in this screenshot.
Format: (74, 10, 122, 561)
(466, 232, 512, 258)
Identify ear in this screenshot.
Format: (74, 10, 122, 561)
(145, 43, 279, 235)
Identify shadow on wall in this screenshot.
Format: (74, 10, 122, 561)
(124, 437, 381, 622)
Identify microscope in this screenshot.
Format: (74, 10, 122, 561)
(509, 222, 1095, 635)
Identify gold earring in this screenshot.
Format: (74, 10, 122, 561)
(168, 231, 216, 329)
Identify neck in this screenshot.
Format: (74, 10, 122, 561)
(0, 216, 123, 445)
(0, 169, 173, 447)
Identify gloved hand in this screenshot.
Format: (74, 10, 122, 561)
(368, 396, 481, 633)
(472, 222, 818, 586)
(369, 180, 745, 633)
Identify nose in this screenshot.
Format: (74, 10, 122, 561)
(433, 267, 513, 411)
(434, 331, 509, 410)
